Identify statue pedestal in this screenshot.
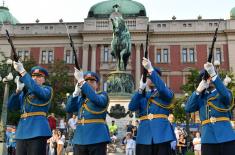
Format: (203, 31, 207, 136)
(106, 71, 135, 119)
(107, 71, 134, 96)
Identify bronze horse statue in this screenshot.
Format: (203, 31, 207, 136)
(111, 16, 131, 71)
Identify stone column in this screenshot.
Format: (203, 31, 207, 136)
(91, 44, 97, 72)
(82, 44, 89, 71)
(135, 43, 141, 88)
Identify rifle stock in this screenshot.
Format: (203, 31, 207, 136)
(64, 24, 80, 70)
(142, 24, 149, 96)
(5, 29, 19, 62)
(143, 24, 149, 83)
(203, 20, 221, 80)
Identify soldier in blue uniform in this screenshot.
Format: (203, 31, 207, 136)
(185, 62, 235, 155)
(129, 58, 175, 155)
(8, 62, 53, 155)
(66, 68, 110, 155)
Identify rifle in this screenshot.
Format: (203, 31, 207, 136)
(5, 29, 19, 62)
(64, 24, 80, 70)
(142, 24, 149, 95)
(203, 20, 221, 80)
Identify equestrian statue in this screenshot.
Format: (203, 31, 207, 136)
(111, 16, 131, 71)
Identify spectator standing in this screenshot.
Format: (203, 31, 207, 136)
(6, 127, 16, 155)
(58, 118, 67, 135)
(57, 131, 65, 155)
(48, 113, 57, 131)
(126, 121, 134, 133)
(177, 134, 187, 155)
(48, 129, 59, 155)
(109, 120, 118, 136)
(193, 132, 201, 155)
(68, 114, 77, 140)
(124, 132, 136, 155)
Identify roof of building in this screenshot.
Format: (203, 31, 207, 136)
(230, 7, 235, 19)
(88, 0, 146, 18)
(0, 6, 19, 25)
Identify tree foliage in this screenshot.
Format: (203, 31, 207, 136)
(47, 59, 74, 118)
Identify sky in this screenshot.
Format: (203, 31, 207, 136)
(4, 0, 235, 23)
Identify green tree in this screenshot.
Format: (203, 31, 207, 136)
(47, 60, 74, 118)
(181, 68, 200, 94)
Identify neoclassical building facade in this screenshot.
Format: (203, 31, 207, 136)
(1, 0, 235, 95)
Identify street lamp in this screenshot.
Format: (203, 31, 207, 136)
(65, 93, 72, 119)
(0, 59, 14, 154)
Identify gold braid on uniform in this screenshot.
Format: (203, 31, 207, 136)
(148, 95, 175, 110)
(82, 92, 109, 115)
(25, 87, 53, 107)
(207, 94, 235, 112)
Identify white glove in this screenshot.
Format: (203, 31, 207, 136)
(139, 76, 147, 90)
(72, 83, 81, 97)
(15, 76, 25, 91)
(13, 61, 25, 74)
(223, 75, 232, 86)
(74, 67, 84, 83)
(142, 57, 154, 72)
(196, 80, 209, 93)
(204, 62, 216, 78)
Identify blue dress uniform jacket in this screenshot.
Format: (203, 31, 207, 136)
(185, 76, 235, 144)
(7, 73, 52, 139)
(129, 70, 176, 145)
(66, 82, 111, 145)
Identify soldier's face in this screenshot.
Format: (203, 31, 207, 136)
(147, 78, 154, 89)
(86, 79, 98, 90)
(32, 75, 45, 85)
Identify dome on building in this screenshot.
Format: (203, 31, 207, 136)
(230, 7, 235, 19)
(88, 0, 146, 18)
(0, 6, 19, 24)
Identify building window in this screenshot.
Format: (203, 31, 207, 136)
(17, 50, 30, 61)
(65, 50, 71, 64)
(182, 48, 196, 63)
(103, 81, 107, 91)
(156, 49, 161, 63)
(163, 49, 168, 63)
(41, 50, 54, 64)
(156, 48, 169, 63)
(65, 49, 76, 64)
(104, 46, 109, 62)
(215, 48, 221, 63)
(189, 48, 195, 62)
(182, 48, 187, 63)
(48, 51, 53, 63)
